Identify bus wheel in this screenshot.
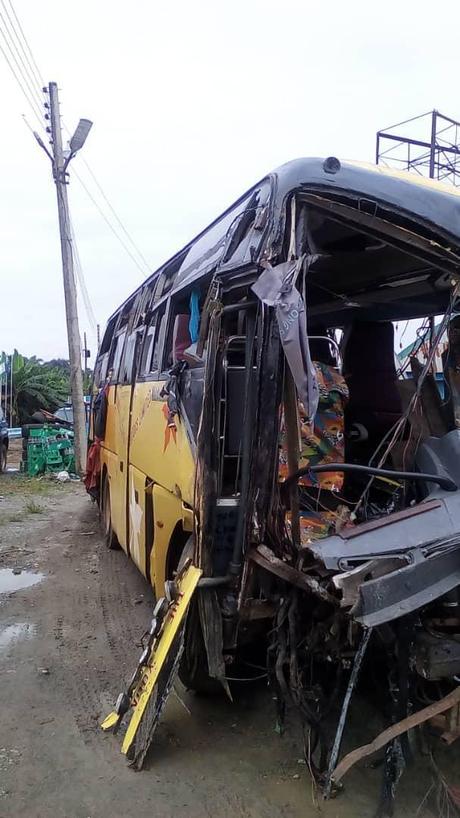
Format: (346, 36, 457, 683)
(102, 477, 119, 550)
(0, 444, 7, 473)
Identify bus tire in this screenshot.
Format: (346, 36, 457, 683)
(0, 444, 7, 473)
(102, 477, 119, 550)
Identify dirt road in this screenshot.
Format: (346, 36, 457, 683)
(0, 471, 457, 818)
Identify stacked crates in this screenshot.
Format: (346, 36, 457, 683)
(21, 424, 75, 476)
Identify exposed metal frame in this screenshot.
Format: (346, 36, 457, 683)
(376, 110, 460, 186)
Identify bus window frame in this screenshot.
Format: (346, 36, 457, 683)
(99, 313, 118, 356)
(120, 325, 145, 385)
(109, 329, 127, 384)
(136, 298, 170, 382)
(93, 351, 110, 388)
(139, 320, 157, 376)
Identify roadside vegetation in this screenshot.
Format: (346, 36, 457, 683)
(0, 474, 67, 526)
(0, 351, 92, 425)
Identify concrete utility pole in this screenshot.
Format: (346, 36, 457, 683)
(38, 82, 93, 475)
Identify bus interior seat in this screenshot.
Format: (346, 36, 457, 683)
(279, 332, 349, 544)
(172, 314, 191, 363)
(343, 320, 403, 463)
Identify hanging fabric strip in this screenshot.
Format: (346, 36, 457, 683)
(189, 289, 200, 344)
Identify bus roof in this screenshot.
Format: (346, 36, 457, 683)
(107, 157, 460, 326)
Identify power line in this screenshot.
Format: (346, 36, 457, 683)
(70, 163, 150, 279)
(0, 34, 44, 130)
(0, 0, 43, 106)
(3, 2, 146, 312)
(68, 215, 98, 336)
(0, 11, 44, 118)
(77, 154, 152, 273)
(4, 0, 43, 89)
(55, 151, 98, 338)
(63, 121, 152, 277)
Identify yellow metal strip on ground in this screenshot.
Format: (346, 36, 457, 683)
(101, 711, 120, 731)
(121, 563, 202, 756)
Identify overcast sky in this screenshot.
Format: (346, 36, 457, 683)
(1, 0, 460, 361)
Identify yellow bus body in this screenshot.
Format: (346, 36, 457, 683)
(100, 379, 195, 598)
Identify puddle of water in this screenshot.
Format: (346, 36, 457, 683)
(0, 622, 36, 651)
(0, 569, 43, 594)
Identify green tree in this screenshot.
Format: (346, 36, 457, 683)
(9, 352, 69, 424)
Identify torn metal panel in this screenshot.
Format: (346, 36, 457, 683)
(101, 562, 202, 769)
(250, 307, 283, 545)
(249, 544, 338, 606)
(252, 257, 319, 421)
(194, 291, 223, 575)
(352, 545, 460, 628)
(332, 557, 409, 608)
(309, 494, 460, 570)
(197, 589, 229, 695)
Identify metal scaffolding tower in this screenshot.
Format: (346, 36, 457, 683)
(376, 110, 460, 186)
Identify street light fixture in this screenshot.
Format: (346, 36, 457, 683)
(69, 118, 93, 154)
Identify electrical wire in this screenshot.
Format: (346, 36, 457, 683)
(4, 0, 43, 88)
(353, 287, 460, 516)
(0, 1, 43, 106)
(3, 1, 149, 307)
(57, 182, 98, 349)
(70, 163, 150, 279)
(2, 2, 98, 355)
(76, 154, 152, 274)
(0, 11, 44, 127)
(63, 121, 152, 278)
(68, 215, 98, 336)
(0, 32, 44, 131)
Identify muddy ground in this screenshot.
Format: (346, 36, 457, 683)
(0, 442, 458, 817)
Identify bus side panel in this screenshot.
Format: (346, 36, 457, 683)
(100, 444, 122, 542)
(128, 464, 147, 577)
(151, 484, 188, 598)
(103, 385, 118, 456)
(129, 382, 196, 506)
(104, 384, 131, 549)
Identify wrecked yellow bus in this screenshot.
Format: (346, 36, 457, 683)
(90, 158, 460, 810)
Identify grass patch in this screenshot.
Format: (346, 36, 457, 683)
(1, 475, 58, 498)
(0, 511, 26, 524)
(24, 500, 44, 514)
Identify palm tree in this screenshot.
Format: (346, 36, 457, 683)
(9, 352, 69, 425)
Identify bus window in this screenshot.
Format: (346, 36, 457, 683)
(109, 331, 126, 383)
(99, 314, 118, 355)
(141, 304, 167, 377)
(99, 354, 109, 385)
(154, 273, 173, 303)
(132, 285, 153, 328)
(93, 354, 106, 389)
(221, 183, 270, 268)
(163, 286, 206, 370)
(120, 327, 144, 384)
(153, 305, 168, 375)
(140, 321, 156, 375)
(173, 181, 271, 289)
